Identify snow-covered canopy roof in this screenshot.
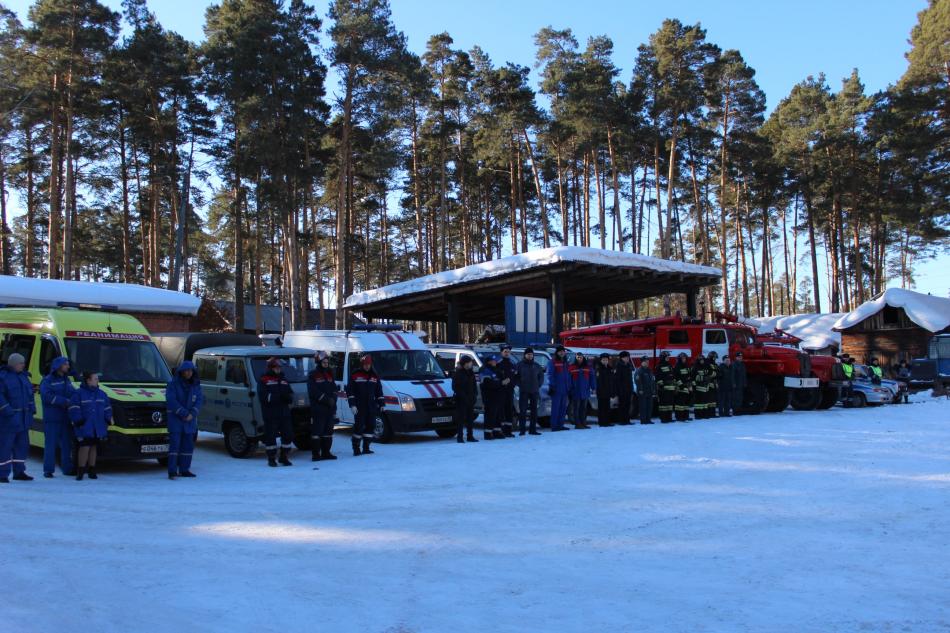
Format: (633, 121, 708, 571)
(743, 313, 844, 351)
(0, 275, 201, 316)
(345, 246, 721, 316)
(833, 288, 950, 333)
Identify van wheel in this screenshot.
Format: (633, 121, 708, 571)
(790, 388, 821, 411)
(223, 423, 258, 458)
(852, 392, 867, 408)
(374, 415, 394, 443)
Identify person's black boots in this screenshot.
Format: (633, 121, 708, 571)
(75, 468, 85, 481)
(466, 433, 478, 443)
(352, 437, 362, 456)
(484, 431, 494, 440)
(311, 442, 322, 462)
(266, 449, 278, 467)
(493, 429, 506, 439)
(503, 424, 515, 438)
(13, 472, 34, 481)
(322, 437, 337, 460)
(87, 468, 97, 480)
(362, 438, 374, 455)
(278, 446, 293, 466)
(457, 434, 464, 443)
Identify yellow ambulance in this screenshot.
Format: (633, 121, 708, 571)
(0, 306, 172, 461)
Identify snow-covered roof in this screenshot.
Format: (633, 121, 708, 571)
(743, 313, 844, 351)
(345, 246, 721, 308)
(0, 275, 201, 316)
(833, 288, 950, 333)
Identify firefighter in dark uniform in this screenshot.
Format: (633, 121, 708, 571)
(452, 355, 478, 443)
(674, 352, 693, 421)
(307, 352, 338, 461)
(655, 351, 676, 423)
(479, 355, 504, 440)
(691, 355, 712, 419)
(634, 356, 655, 424)
(259, 357, 294, 467)
(346, 354, 384, 456)
(615, 351, 634, 425)
(497, 345, 517, 437)
(706, 352, 720, 417)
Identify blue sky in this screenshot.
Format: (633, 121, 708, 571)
(5, 0, 947, 297)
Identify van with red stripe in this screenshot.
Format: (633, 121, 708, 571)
(282, 326, 455, 442)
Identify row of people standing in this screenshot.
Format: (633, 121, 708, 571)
(548, 347, 637, 431)
(653, 351, 747, 423)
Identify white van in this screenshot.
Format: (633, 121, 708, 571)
(282, 326, 456, 442)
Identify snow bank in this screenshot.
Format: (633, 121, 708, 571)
(344, 246, 721, 308)
(833, 288, 950, 333)
(0, 275, 201, 316)
(745, 313, 845, 351)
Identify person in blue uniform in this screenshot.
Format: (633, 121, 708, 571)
(0, 353, 35, 483)
(40, 356, 76, 477)
(68, 371, 112, 481)
(568, 352, 595, 429)
(165, 360, 204, 479)
(479, 355, 505, 440)
(547, 346, 572, 432)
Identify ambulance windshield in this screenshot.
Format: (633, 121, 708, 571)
(65, 338, 172, 384)
(363, 350, 446, 380)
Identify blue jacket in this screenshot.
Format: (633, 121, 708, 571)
(569, 360, 597, 398)
(68, 383, 112, 440)
(546, 357, 573, 397)
(40, 357, 76, 426)
(0, 365, 36, 433)
(166, 361, 204, 434)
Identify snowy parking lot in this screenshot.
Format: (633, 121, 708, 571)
(3, 398, 950, 633)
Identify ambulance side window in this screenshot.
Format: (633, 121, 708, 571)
(668, 330, 688, 344)
(195, 358, 219, 382)
(329, 352, 346, 382)
(0, 333, 37, 367)
(38, 337, 60, 376)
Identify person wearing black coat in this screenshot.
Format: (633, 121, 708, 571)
(496, 345, 517, 437)
(595, 353, 618, 427)
(259, 357, 295, 467)
(307, 352, 338, 461)
(615, 351, 634, 425)
(452, 355, 479, 443)
(731, 352, 748, 415)
(634, 356, 655, 424)
(514, 347, 545, 436)
(717, 356, 734, 417)
(479, 356, 505, 440)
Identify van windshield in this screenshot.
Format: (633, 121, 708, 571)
(363, 350, 447, 380)
(251, 356, 315, 384)
(65, 338, 172, 384)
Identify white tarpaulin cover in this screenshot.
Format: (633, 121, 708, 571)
(0, 275, 201, 316)
(345, 246, 721, 308)
(833, 288, 950, 333)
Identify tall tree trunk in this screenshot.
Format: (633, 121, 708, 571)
(335, 70, 354, 328)
(522, 128, 549, 248)
(24, 125, 36, 276)
(593, 149, 605, 249)
(606, 126, 622, 250)
(47, 73, 62, 279)
(233, 129, 245, 333)
(555, 141, 568, 245)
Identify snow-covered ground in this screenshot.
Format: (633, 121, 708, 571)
(3, 398, 950, 633)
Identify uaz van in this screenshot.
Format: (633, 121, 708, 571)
(282, 326, 455, 442)
(0, 307, 172, 461)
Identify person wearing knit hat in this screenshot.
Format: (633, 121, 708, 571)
(515, 347, 544, 436)
(0, 353, 35, 482)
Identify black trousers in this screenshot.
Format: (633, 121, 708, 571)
(518, 392, 538, 433)
(311, 405, 334, 440)
(455, 399, 475, 437)
(501, 388, 515, 427)
(263, 413, 293, 450)
(617, 394, 632, 424)
(638, 393, 654, 423)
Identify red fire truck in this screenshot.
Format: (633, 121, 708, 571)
(560, 313, 842, 413)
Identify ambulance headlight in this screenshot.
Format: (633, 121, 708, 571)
(397, 393, 416, 412)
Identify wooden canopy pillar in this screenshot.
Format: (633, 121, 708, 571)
(445, 294, 461, 344)
(550, 274, 564, 343)
(685, 288, 698, 318)
(591, 306, 603, 325)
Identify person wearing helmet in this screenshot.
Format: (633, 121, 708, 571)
(165, 361, 204, 479)
(479, 355, 505, 440)
(452, 355, 478, 443)
(515, 347, 544, 436)
(691, 355, 712, 420)
(546, 346, 572, 431)
(568, 352, 594, 429)
(40, 356, 77, 477)
(0, 353, 36, 483)
(615, 351, 634, 425)
(259, 357, 294, 466)
(594, 353, 618, 427)
(706, 352, 720, 418)
(674, 352, 693, 422)
(346, 354, 384, 455)
(634, 356, 655, 424)
(654, 351, 675, 423)
(307, 352, 338, 461)
(497, 345, 517, 438)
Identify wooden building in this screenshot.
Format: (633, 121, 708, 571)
(833, 288, 950, 369)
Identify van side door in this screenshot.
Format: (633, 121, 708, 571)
(194, 356, 222, 433)
(220, 357, 254, 436)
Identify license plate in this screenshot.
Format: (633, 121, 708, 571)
(141, 444, 169, 454)
(432, 416, 453, 424)
(784, 377, 819, 388)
